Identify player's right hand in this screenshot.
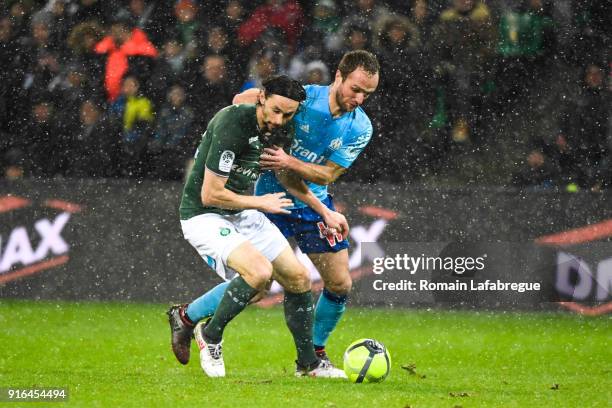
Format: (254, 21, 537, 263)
(258, 192, 293, 214)
(323, 210, 350, 240)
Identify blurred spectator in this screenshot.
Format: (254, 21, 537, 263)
(324, 21, 374, 69)
(378, 15, 424, 102)
(328, 0, 391, 53)
(287, 44, 328, 83)
(188, 55, 234, 135)
(570, 0, 611, 66)
(112, 0, 164, 44)
(345, 23, 371, 52)
(217, 0, 249, 85)
(0, 15, 25, 133)
(241, 52, 277, 91)
(304, 61, 331, 85)
(21, 14, 64, 100)
(430, 0, 497, 143)
(110, 75, 155, 177)
(220, 0, 245, 35)
(6, 0, 34, 39)
(512, 149, 559, 188)
(66, 21, 104, 81)
(204, 26, 230, 56)
(149, 85, 195, 180)
(171, 0, 205, 59)
(302, 0, 340, 51)
(376, 14, 430, 180)
(147, 38, 187, 107)
(118, 76, 154, 137)
(2, 147, 25, 180)
(407, 0, 437, 40)
(20, 99, 64, 177)
(94, 18, 157, 102)
(65, 0, 110, 28)
(553, 64, 610, 187)
(238, 0, 304, 54)
(49, 64, 93, 125)
(199, 25, 243, 88)
(214, 0, 250, 86)
(65, 99, 121, 178)
(496, 0, 555, 104)
(36, 0, 71, 53)
(0, 15, 22, 164)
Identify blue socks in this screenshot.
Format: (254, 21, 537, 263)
(185, 280, 230, 324)
(313, 288, 347, 348)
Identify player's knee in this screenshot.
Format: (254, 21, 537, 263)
(327, 275, 352, 295)
(285, 266, 311, 293)
(247, 260, 273, 289)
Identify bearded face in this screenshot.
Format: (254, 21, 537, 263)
(333, 67, 379, 113)
(259, 127, 293, 149)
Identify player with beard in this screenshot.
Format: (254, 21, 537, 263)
(168, 75, 347, 378)
(170, 51, 380, 373)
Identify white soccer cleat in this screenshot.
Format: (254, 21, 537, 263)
(295, 359, 348, 379)
(194, 321, 225, 378)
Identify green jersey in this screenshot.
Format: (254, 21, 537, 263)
(179, 104, 293, 219)
(497, 11, 554, 58)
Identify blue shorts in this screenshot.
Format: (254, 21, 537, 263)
(265, 195, 350, 254)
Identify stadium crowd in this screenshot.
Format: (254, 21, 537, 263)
(0, 0, 610, 189)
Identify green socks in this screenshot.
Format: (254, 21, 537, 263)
(203, 276, 258, 343)
(202, 278, 318, 368)
(284, 290, 318, 368)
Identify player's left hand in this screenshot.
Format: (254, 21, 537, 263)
(260, 146, 292, 170)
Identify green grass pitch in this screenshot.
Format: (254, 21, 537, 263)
(1, 300, 610, 407)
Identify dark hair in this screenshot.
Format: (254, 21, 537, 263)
(338, 50, 379, 80)
(262, 75, 306, 102)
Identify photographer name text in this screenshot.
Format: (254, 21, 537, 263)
(373, 279, 541, 292)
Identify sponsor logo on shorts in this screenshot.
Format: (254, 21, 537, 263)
(219, 151, 235, 172)
(220, 227, 231, 236)
(316, 221, 343, 247)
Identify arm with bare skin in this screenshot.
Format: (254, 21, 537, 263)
(261, 146, 346, 185)
(202, 168, 293, 214)
(232, 88, 260, 104)
(275, 169, 349, 239)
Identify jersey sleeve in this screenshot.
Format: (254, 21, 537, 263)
(203, 120, 245, 177)
(327, 122, 373, 168)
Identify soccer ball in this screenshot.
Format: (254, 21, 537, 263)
(343, 338, 391, 383)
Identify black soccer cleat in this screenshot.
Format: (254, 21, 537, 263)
(167, 304, 195, 365)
